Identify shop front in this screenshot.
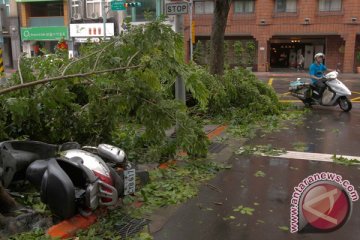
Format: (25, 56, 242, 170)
(69, 23, 115, 56)
(269, 37, 326, 71)
(20, 26, 68, 57)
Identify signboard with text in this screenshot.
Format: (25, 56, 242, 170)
(111, 0, 126, 11)
(21, 27, 68, 41)
(166, 2, 188, 15)
(69, 23, 115, 37)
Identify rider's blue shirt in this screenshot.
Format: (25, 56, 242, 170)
(309, 63, 327, 84)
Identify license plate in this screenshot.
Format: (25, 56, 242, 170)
(124, 169, 136, 195)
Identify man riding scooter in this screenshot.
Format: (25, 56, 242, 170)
(309, 53, 334, 102)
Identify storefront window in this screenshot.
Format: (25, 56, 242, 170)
(319, 0, 341, 12)
(30, 2, 64, 17)
(126, 0, 156, 22)
(194, 1, 214, 14)
(275, 0, 296, 13)
(234, 0, 254, 13)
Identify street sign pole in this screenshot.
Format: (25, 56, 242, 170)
(175, 13, 186, 105)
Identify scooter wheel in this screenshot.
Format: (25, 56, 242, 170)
(338, 97, 352, 112)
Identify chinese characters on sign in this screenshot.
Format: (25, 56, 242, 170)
(20, 27, 69, 41)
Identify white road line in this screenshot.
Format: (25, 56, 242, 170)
(272, 151, 360, 163)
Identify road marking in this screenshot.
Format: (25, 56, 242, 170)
(280, 99, 360, 103)
(351, 91, 360, 95)
(273, 151, 360, 163)
(268, 78, 274, 86)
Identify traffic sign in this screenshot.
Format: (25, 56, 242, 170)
(111, 0, 126, 11)
(166, 2, 188, 15)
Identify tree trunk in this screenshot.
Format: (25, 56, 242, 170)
(0, 182, 17, 214)
(209, 0, 232, 76)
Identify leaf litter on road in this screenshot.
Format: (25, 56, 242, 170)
(332, 155, 360, 166)
(292, 142, 307, 152)
(235, 144, 286, 156)
(278, 226, 289, 231)
(254, 170, 266, 177)
(233, 205, 255, 215)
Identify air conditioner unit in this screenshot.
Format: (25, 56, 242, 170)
(90, 12, 100, 19)
(72, 13, 82, 20)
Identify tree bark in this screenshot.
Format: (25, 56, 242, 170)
(0, 182, 17, 214)
(209, 0, 232, 76)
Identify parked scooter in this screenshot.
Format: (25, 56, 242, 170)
(289, 71, 352, 112)
(0, 141, 148, 219)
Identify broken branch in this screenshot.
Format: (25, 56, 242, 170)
(0, 65, 142, 95)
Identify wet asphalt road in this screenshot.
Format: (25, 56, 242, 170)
(154, 156, 360, 240)
(153, 76, 360, 240)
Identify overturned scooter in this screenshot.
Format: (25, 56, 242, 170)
(289, 71, 352, 112)
(0, 141, 148, 219)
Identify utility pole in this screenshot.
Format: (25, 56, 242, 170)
(102, 0, 107, 40)
(67, 0, 74, 58)
(175, 13, 186, 104)
(189, 0, 193, 61)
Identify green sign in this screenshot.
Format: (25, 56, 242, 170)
(111, 0, 126, 11)
(21, 27, 68, 41)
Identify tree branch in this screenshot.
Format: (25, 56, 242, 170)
(0, 65, 142, 95)
(127, 50, 140, 67)
(61, 40, 117, 76)
(92, 41, 116, 72)
(17, 54, 24, 84)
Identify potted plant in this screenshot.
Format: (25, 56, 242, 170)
(245, 41, 256, 71)
(356, 51, 360, 73)
(234, 41, 245, 67)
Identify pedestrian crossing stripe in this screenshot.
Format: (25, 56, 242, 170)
(267, 151, 360, 163)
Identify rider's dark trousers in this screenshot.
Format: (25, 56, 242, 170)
(315, 80, 326, 96)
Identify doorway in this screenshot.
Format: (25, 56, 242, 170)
(270, 42, 305, 69)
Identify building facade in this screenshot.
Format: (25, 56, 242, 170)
(0, 0, 164, 64)
(17, 0, 70, 56)
(1, 0, 21, 69)
(68, 0, 164, 57)
(185, 0, 360, 73)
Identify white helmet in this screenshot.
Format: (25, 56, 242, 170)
(314, 52, 325, 59)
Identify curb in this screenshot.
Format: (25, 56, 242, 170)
(47, 214, 97, 239)
(47, 124, 228, 239)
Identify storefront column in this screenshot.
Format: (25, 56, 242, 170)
(22, 42, 31, 57)
(342, 33, 356, 73)
(257, 38, 268, 72)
